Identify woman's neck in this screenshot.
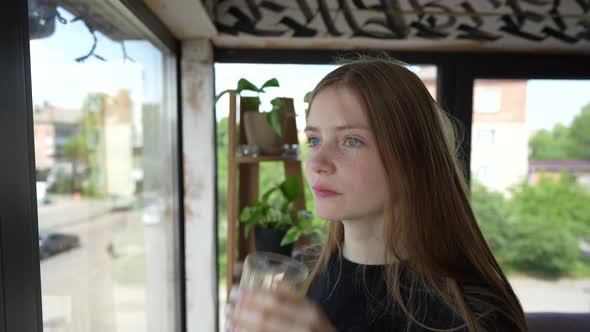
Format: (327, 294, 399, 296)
(341, 213, 390, 265)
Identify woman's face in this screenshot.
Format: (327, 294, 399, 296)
(304, 85, 388, 222)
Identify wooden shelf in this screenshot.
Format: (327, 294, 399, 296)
(225, 92, 306, 301)
(236, 155, 300, 163)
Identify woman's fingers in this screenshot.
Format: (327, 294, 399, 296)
(226, 287, 323, 332)
(238, 288, 301, 322)
(230, 304, 303, 332)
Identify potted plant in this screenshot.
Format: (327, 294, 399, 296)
(216, 78, 296, 155)
(239, 175, 320, 256)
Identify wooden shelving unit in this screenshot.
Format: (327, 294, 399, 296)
(225, 92, 306, 300)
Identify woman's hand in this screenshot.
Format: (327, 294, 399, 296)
(225, 286, 336, 332)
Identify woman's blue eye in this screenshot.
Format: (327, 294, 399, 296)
(307, 137, 320, 147)
(345, 137, 362, 146)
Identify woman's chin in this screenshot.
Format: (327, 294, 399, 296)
(314, 206, 343, 221)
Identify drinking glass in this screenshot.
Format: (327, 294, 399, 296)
(239, 251, 310, 297)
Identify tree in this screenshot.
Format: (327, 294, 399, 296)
(507, 174, 590, 277)
(506, 214, 579, 278)
(61, 134, 89, 193)
(510, 174, 590, 239)
(529, 102, 590, 161)
(59, 93, 105, 196)
(529, 124, 572, 160)
(567, 103, 590, 160)
(472, 173, 590, 278)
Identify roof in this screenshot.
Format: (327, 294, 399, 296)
(529, 160, 590, 172)
(33, 102, 81, 125)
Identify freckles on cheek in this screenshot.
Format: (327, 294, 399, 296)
(347, 151, 372, 175)
(349, 156, 385, 191)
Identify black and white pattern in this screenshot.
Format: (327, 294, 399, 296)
(208, 0, 590, 48)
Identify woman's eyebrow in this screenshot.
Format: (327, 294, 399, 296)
(304, 125, 370, 132)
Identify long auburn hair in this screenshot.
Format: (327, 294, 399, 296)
(303, 56, 527, 332)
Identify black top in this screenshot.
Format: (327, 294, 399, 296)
(305, 252, 516, 332)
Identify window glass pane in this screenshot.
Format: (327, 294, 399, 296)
(28, 1, 180, 330)
(213, 63, 436, 329)
(471, 79, 590, 312)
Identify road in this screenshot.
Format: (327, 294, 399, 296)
(39, 203, 146, 332)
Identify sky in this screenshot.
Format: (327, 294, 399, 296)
(525, 80, 590, 130)
(29, 7, 165, 109)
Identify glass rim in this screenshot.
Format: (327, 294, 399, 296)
(246, 251, 309, 275)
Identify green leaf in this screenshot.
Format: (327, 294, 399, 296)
(280, 201, 294, 214)
(280, 176, 300, 202)
(271, 98, 295, 115)
(304, 91, 313, 103)
(260, 78, 279, 91)
(276, 215, 292, 229)
(237, 78, 260, 93)
(270, 98, 282, 108)
(243, 97, 261, 108)
(281, 227, 301, 246)
(240, 206, 252, 221)
(215, 89, 232, 104)
(297, 211, 313, 228)
(262, 187, 278, 202)
(266, 111, 283, 137)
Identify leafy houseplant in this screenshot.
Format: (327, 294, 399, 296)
(216, 78, 295, 138)
(239, 176, 319, 256)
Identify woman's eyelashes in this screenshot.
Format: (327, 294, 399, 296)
(345, 136, 363, 147)
(307, 136, 321, 147)
(306, 136, 364, 148)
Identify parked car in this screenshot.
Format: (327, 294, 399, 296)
(39, 232, 80, 259)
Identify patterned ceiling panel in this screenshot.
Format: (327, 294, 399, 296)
(206, 0, 590, 51)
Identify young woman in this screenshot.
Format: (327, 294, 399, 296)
(225, 57, 527, 332)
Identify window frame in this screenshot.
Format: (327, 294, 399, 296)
(0, 1, 183, 331)
(213, 48, 590, 322)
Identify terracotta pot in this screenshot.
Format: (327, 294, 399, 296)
(243, 112, 285, 155)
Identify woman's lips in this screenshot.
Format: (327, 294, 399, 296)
(312, 186, 341, 198)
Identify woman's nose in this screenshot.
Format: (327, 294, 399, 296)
(308, 148, 336, 175)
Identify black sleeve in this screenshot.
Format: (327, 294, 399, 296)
(483, 310, 520, 332)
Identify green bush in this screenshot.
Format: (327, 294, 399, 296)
(506, 214, 579, 278)
(510, 174, 590, 240)
(471, 180, 513, 265)
(472, 174, 590, 278)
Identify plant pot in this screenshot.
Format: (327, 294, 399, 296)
(243, 112, 285, 155)
(254, 227, 293, 257)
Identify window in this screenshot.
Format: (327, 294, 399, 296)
(28, 1, 181, 330)
(471, 79, 590, 313)
(478, 129, 496, 145)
